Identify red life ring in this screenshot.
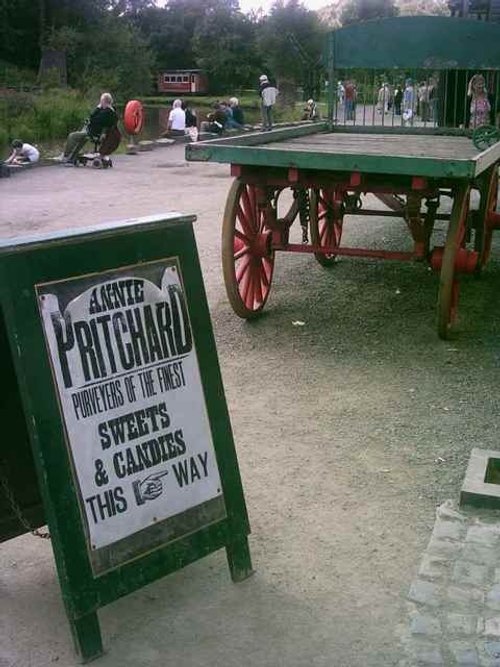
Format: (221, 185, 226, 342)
(123, 100, 144, 135)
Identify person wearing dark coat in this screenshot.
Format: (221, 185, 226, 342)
(394, 85, 403, 116)
(60, 92, 118, 163)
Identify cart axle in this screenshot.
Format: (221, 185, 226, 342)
(278, 243, 416, 262)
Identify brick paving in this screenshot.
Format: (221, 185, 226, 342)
(400, 501, 500, 666)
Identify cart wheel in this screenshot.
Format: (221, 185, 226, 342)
(437, 184, 470, 340)
(222, 179, 274, 318)
(310, 187, 343, 266)
(475, 164, 498, 268)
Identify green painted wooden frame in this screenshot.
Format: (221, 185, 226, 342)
(324, 17, 500, 128)
(186, 17, 500, 177)
(0, 214, 252, 662)
(186, 126, 500, 179)
(326, 17, 500, 71)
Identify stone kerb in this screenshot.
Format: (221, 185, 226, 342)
(400, 500, 500, 666)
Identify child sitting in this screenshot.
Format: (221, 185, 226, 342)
(6, 139, 40, 165)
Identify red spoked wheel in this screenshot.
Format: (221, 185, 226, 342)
(475, 164, 499, 268)
(309, 187, 344, 266)
(222, 179, 275, 318)
(123, 100, 145, 135)
(437, 184, 471, 339)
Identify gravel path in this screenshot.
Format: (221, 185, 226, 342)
(1, 145, 499, 667)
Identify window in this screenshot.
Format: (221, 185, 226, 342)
(182, 76, 188, 82)
(177, 76, 182, 82)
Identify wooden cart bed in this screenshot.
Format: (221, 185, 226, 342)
(187, 125, 500, 179)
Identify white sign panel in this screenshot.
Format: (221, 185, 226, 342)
(37, 259, 224, 559)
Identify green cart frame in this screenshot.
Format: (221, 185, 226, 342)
(186, 17, 500, 339)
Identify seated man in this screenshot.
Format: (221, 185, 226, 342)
(6, 139, 40, 165)
(166, 99, 186, 137)
(60, 92, 118, 163)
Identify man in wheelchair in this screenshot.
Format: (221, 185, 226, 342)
(60, 92, 120, 167)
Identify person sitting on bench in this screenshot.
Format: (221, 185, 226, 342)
(6, 139, 40, 165)
(166, 98, 186, 137)
(200, 103, 227, 135)
(60, 92, 118, 163)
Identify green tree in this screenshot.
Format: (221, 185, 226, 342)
(110, 0, 156, 16)
(0, 0, 41, 70)
(192, 7, 259, 92)
(75, 16, 154, 98)
(257, 1, 325, 96)
(134, 4, 198, 69)
(340, 0, 399, 25)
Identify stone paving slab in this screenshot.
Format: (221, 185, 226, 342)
(400, 500, 500, 667)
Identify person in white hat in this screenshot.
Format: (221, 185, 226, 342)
(259, 74, 278, 131)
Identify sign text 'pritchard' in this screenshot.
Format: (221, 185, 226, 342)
(50, 279, 192, 388)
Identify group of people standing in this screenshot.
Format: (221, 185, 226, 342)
(374, 79, 438, 123)
(336, 73, 496, 129)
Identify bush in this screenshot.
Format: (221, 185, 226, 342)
(0, 61, 37, 89)
(0, 89, 89, 147)
(0, 126, 8, 152)
(12, 124, 36, 144)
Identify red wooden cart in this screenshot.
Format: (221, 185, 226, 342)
(186, 17, 500, 338)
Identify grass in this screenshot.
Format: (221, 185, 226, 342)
(0, 88, 90, 153)
(141, 93, 262, 108)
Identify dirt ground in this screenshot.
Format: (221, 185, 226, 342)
(1, 145, 499, 667)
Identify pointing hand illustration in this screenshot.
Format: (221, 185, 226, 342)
(133, 470, 169, 505)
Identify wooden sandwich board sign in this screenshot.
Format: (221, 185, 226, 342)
(0, 214, 252, 662)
